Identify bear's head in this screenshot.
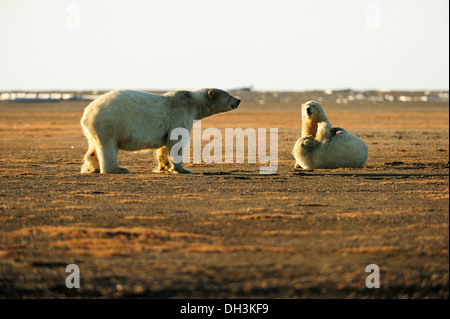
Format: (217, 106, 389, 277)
(207, 88, 240, 113)
(188, 88, 240, 120)
(301, 100, 330, 138)
(302, 101, 325, 123)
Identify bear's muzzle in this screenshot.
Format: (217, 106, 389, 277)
(231, 99, 240, 109)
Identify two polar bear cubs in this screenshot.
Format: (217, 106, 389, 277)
(292, 101, 368, 169)
(81, 88, 240, 174)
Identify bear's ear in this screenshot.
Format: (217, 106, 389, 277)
(208, 89, 215, 100)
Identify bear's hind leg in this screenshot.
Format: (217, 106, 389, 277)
(97, 139, 130, 174)
(81, 146, 100, 173)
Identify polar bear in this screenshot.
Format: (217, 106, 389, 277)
(292, 101, 368, 169)
(80, 88, 240, 174)
(300, 100, 332, 139)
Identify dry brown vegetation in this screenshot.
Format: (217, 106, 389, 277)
(0, 91, 448, 298)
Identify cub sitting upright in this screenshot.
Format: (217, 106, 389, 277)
(292, 101, 368, 169)
(80, 88, 240, 174)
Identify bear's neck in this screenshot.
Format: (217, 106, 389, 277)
(194, 104, 212, 120)
(301, 115, 331, 138)
(302, 120, 318, 138)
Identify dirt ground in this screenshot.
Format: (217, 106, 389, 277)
(0, 91, 448, 299)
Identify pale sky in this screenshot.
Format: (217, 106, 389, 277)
(0, 0, 448, 91)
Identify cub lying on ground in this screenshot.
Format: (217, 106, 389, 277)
(293, 101, 368, 169)
(81, 88, 240, 174)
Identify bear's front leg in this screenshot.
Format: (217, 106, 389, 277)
(166, 138, 195, 174)
(152, 146, 173, 173)
(170, 165, 195, 174)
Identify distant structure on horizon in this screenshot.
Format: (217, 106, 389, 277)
(0, 90, 448, 103)
(0, 92, 101, 102)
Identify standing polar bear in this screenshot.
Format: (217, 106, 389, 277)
(292, 101, 368, 169)
(81, 88, 240, 174)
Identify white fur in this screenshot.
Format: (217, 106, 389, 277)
(80, 88, 240, 174)
(301, 101, 331, 138)
(293, 101, 368, 169)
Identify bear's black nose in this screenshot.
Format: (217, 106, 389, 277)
(232, 99, 240, 109)
(306, 107, 312, 115)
